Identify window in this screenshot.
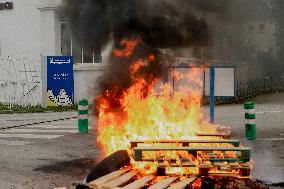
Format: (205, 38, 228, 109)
(259, 24, 265, 33)
(0, 2, 13, 10)
(61, 22, 102, 63)
(248, 25, 254, 33)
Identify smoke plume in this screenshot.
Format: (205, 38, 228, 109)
(60, 0, 212, 50)
(60, 0, 218, 113)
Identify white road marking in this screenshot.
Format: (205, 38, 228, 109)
(256, 111, 282, 114)
(48, 121, 77, 124)
(0, 140, 34, 146)
(262, 138, 284, 141)
(0, 120, 80, 146)
(27, 125, 77, 129)
(0, 134, 63, 139)
(4, 129, 77, 133)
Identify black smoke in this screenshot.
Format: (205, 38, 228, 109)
(60, 0, 219, 113)
(60, 0, 212, 50)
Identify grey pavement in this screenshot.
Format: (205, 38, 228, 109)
(203, 92, 284, 183)
(0, 93, 284, 188)
(0, 118, 97, 189)
(0, 111, 77, 129)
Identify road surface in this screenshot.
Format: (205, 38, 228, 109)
(0, 93, 284, 188)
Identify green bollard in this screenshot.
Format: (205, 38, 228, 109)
(78, 99, 89, 133)
(244, 102, 256, 140)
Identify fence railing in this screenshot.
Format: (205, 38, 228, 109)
(236, 76, 284, 98)
(0, 56, 282, 107)
(0, 57, 41, 107)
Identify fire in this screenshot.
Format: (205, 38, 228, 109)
(96, 38, 231, 175)
(113, 38, 142, 57)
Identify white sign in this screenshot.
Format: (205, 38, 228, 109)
(154, 66, 235, 97)
(204, 67, 235, 97)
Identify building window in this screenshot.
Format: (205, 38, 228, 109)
(61, 22, 101, 63)
(259, 24, 265, 33)
(248, 25, 254, 33)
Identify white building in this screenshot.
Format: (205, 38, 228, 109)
(0, 0, 105, 104)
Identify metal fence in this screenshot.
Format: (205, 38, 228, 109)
(0, 57, 42, 107)
(173, 58, 284, 100)
(235, 62, 284, 99)
(236, 76, 284, 98)
(0, 56, 282, 107)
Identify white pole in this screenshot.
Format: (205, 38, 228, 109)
(41, 55, 47, 108)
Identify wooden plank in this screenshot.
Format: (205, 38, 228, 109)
(102, 171, 136, 189)
(208, 172, 239, 177)
(89, 167, 131, 188)
(158, 162, 195, 168)
(148, 177, 178, 189)
(196, 133, 231, 139)
(122, 175, 155, 189)
(134, 146, 250, 151)
(167, 177, 197, 189)
(130, 139, 239, 148)
(131, 140, 239, 144)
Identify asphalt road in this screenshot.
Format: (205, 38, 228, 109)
(204, 92, 284, 183)
(0, 92, 284, 188)
(0, 118, 98, 189)
(0, 111, 77, 129)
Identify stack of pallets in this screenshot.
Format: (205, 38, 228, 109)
(58, 132, 252, 189)
(131, 139, 251, 178)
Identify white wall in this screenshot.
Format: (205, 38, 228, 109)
(73, 64, 106, 104)
(0, 0, 107, 106)
(38, 0, 62, 56)
(0, 56, 42, 105)
(244, 20, 277, 54)
(0, 0, 41, 59)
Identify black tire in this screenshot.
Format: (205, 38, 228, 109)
(86, 150, 130, 183)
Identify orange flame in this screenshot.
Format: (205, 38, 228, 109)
(96, 38, 235, 175)
(113, 38, 142, 57)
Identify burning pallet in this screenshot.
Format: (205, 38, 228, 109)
(61, 131, 253, 189)
(88, 167, 197, 189)
(131, 139, 250, 175)
(87, 166, 252, 189)
(83, 139, 252, 189)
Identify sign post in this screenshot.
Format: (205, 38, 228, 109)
(205, 66, 236, 124)
(47, 56, 74, 106)
(210, 65, 215, 124)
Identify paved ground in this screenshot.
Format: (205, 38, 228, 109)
(0, 93, 284, 188)
(0, 111, 77, 129)
(204, 92, 284, 184)
(0, 117, 98, 189)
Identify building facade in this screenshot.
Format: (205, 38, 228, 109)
(0, 0, 283, 104)
(0, 0, 105, 104)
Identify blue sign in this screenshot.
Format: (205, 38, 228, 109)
(47, 56, 74, 106)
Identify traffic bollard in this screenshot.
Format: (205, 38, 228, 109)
(78, 99, 89, 133)
(244, 102, 256, 140)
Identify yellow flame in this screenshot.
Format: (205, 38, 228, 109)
(95, 39, 236, 175)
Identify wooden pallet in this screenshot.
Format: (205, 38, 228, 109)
(88, 168, 197, 189)
(196, 133, 231, 139)
(133, 146, 251, 163)
(158, 161, 251, 177)
(130, 139, 240, 148)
